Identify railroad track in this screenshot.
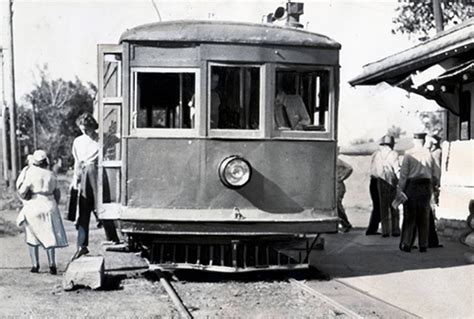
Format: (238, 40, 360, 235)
(152, 269, 388, 319)
(287, 277, 363, 319)
(154, 270, 193, 319)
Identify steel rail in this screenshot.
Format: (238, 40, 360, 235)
(288, 277, 363, 319)
(155, 270, 193, 319)
(334, 279, 421, 318)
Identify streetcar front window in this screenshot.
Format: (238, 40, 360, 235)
(209, 65, 260, 130)
(275, 70, 330, 131)
(136, 72, 195, 129)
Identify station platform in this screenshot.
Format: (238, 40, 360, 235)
(312, 227, 473, 318)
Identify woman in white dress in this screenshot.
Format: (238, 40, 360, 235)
(16, 150, 68, 274)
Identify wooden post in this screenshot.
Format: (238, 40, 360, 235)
(4, 0, 18, 188)
(433, 0, 444, 33)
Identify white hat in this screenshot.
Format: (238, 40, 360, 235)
(32, 150, 48, 165)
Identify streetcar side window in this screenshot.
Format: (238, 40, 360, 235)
(136, 72, 195, 129)
(275, 70, 330, 131)
(209, 65, 260, 130)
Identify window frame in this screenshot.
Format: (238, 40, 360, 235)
(130, 67, 201, 138)
(207, 62, 265, 139)
(271, 64, 335, 141)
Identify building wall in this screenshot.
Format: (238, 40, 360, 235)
(438, 139, 474, 220)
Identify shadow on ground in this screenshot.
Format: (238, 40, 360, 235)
(308, 227, 471, 278)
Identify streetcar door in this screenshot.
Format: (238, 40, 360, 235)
(97, 45, 122, 219)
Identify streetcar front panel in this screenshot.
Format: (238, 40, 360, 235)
(97, 21, 341, 240)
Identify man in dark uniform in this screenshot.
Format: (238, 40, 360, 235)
(399, 133, 440, 252)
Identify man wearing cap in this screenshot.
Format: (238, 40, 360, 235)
(399, 133, 440, 252)
(366, 135, 400, 237)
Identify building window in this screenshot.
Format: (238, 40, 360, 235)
(136, 72, 195, 129)
(274, 70, 330, 131)
(209, 65, 260, 130)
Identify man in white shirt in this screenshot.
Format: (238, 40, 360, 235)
(366, 135, 400, 237)
(399, 133, 439, 253)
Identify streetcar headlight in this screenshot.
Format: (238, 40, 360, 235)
(218, 155, 252, 188)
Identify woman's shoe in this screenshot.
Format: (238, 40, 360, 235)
(49, 266, 57, 275)
(30, 266, 39, 273)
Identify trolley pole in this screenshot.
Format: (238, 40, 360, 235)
(4, 0, 18, 188)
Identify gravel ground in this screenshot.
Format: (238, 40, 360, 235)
(0, 165, 409, 318)
(1, 180, 348, 318)
(174, 280, 348, 318)
(0, 184, 179, 318)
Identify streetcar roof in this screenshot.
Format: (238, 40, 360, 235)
(119, 20, 341, 49)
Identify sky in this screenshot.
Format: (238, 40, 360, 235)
(1, 0, 442, 145)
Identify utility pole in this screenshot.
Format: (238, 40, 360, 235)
(0, 47, 9, 184)
(31, 99, 37, 149)
(433, 0, 444, 33)
(4, 0, 18, 188)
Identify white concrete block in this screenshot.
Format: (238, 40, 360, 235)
(63, 256, 104, 290)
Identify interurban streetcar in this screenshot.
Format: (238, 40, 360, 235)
(96, 14, 341, 271)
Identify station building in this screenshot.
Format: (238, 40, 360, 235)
(350, 18, 474, 244)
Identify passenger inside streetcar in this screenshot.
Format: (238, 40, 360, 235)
(210, 66, 260, 130)
(274, 70, 329, 131)
(210, 73, 222, 129)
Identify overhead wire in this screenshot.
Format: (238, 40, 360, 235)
(151, 0, 162, 22)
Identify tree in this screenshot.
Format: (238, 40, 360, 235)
(419, 110, 444, 136)
(18, 65, 97, 169)
(386, 125, 406, 138)
(392, 0, 474, 39)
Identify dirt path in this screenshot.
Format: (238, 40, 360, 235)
(0, 204, 178, 317)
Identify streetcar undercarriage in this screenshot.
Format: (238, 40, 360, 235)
(125, 233, 326, 272)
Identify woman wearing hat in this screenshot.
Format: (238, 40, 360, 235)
(71, 112, 119, 260)
(16, 150, 68, 274)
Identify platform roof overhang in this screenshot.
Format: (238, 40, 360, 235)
(349, 18, 474, 87)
